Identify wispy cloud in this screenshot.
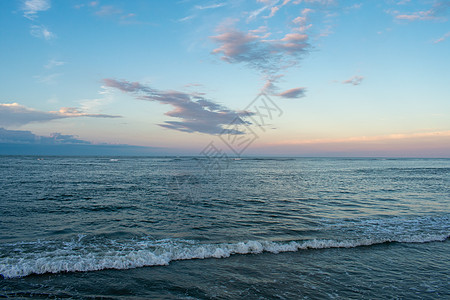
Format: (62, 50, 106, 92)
(178, 15, 196, 22)
(184, 83, 204, 88)
(22, 1, 55, 41)
(56, 107, 119, 118)
(262, 74, 307, 100)
(265, 6, 280, 18)
(95, 5, 123, 16)
(293, 0, 336, 6)
(259, 0, 320, 19)
(278, 87, 306, 98)
(74, 1, 99, 9)
(0, 103, 120, 127)
(92, 4, 144, 25)
(195, 2, 226, 10)
(30, 25, 55, 40)
(248, 0, 276, 21)
(103, 79, 252, 135)
(34, 73, 62, 84)
(293, 8, 314, 25)
(44, 59, 65, 69)
(261, 74, 284, 94)
(79, 86, 116, 114)
(394, 0, 450, 21)
(345, 3, 362, 11)
(434, 31, 450, 43)
(342, 75, 364, 86)
(22, 0, 51, 19)
(177, 2, 226, 23)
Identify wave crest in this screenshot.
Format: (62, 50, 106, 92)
(1, 234, 448, 279)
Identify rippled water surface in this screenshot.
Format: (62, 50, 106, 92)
(0, 156, 449, 298)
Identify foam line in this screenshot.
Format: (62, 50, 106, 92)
(1, 234, 448, 279)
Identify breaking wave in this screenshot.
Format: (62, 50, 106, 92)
(1, 234, 448, 279)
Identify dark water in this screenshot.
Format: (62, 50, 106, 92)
(0, 156, 449, 299)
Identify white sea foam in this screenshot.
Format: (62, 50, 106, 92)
(1, 234, 448, 279)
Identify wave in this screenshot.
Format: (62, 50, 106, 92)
(1, 234, 448, 279)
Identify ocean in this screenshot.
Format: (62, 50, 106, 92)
(0, 156, 448, 299)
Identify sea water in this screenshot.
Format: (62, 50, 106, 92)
(0, 156, 448, 298)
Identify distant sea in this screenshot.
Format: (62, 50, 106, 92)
(1, 156, 449, 299)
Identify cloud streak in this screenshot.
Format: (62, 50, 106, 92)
(195, 3, 226, 10)
(91, 4, 143, 25)
(434, 31, 450, 43)
(30, 25, 55, 40)
(44, 59, 65, 69)
(248, 0, 279, 21)
(394, 0, 450, 21)
(342, 75, 364, 86)
(103, 79, 252, 135)
(0, 103, 120, 127)
(278, 87, 307, 98)
(95, 5, 123, 16)
(22, 0, 50, 19)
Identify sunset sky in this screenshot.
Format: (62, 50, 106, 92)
(1, 0, 449, 156)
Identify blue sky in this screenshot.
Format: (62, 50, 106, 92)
(0, 0, 449, 156)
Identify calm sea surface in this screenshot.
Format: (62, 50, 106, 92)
(0, 156, 449, 299)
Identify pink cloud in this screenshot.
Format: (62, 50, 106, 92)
(278, 87, 306, 98)
(211, 26, 309, 71)
(293, 0, 336, 5)
(394, 1, 450, 21)
(211, 30, 259, 63)
(434, 31, 450, 43)
(281, 33, 308, 42)
(266, 6, 279, 18)
(342, 75, 364, 86)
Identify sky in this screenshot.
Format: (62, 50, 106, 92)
(0, 0, 449, 157)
